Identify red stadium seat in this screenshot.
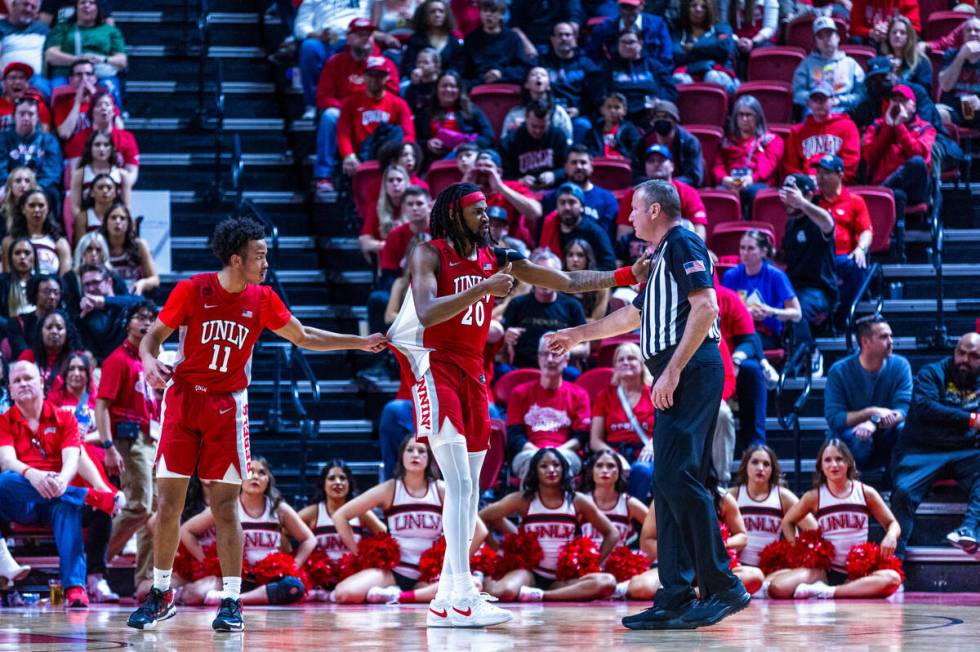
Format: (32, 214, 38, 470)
(849, 186, 896, 254)
(750, 188, 787, 249)
(768, 122, 793, 142)
(492, 367, 541, 406)
(841, 44, 876, 71)
(425, 159, 462, 199)
(351, 161, 382, 224)
(469, 84, 521, 141)
(747, 46, 805, 85)
(676, 82, 729, 127)
(575, 367, 613, 403)
(919, 0, 952, 20)
(925, 11, 969, 42)
(596, 333, 640, 367)
(698, 188, 742, 231)
(709, 221, 777, 258)
(686, 125, 724, 185)
(735, 82, 794, 124)
(783, 14, 848, 53)
(591, 157, 633, 190)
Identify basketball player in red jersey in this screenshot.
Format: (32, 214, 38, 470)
(387, 182, 650, 628)
(127, 217, 386, 632)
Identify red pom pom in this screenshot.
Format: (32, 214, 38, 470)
(418, 536, 447, 583)
(758, 540, 794, 575)
(718, 522, 739, 569)
(304, 549, 339, 589)
(846, 543, 905, 583)
(252, 551, 299, 586)
(603, 546, 651, 582)
(788, 529, 836, 571)
(192, 543, 224, 580)
(470, 545, 497, 576)
(336, 552, 359, 580)
(492, 529, 543, 579)
(355, 534, 401, 572)
(876, 553, 905, 584)
(555, 537, 601, 581)
(173, 544, 196, 581)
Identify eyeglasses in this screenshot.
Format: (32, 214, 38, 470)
(31, 435, 47, 459)
(38, 288, 60, 296)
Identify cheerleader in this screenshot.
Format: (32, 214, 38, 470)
(331, 437, 487, 604)
(480, 448, 619, 602)
(727, 445, 817, 595)
(179, 457, 315, 606)
(768, 439, 902, 599)
(578, 449, 649, 598)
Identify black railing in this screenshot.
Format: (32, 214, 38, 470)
(925, 189, 951, 348)
(212, 58, 226, 198)
(844, 262, 883, 353)
(775, 341, 814, 493)
(195, 0, 212, 127)
(229, 132, 244, 207)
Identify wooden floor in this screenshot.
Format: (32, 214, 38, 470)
(1, 594, 979, 651)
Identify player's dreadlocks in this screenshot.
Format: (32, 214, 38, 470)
(210, 216, 267, 265)
(430, 182, 484, 257)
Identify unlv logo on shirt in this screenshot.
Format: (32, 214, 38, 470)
(361, 109, 391, 126)
(200, 320, 250, 349)
(801, 134, 843, 159)
(744, 516, 781, 534)
(526, 522, 576, 539)
(243, 528, 279, 550)
(392, 511, 441, 532)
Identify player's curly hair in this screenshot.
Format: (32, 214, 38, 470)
(210, 216, 266, 265)
(430, 182, 483, 257)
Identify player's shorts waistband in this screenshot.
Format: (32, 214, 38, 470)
(171, 380, 239, 394)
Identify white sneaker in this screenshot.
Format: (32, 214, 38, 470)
(517, 586, 544, 602)
(426, 597, 453, 628)
(122, 534, 138, 556)
(301, 106, 316, 120)
(793, 580, 835, 599)
(450, 593, 513, 627)
(752, 580, 770, 599)
(611, 580, 629, 600)
(87, 575, 120, 603)
(366, 585, 401, 604)
(811, 350, 824, 379)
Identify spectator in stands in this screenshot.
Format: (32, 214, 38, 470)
(503, 67, 574, 144)
(337, 57, 415, 182)
(20, 308, 78, 392)
(0, 0, 51, 97)
(584, 92, 642, 162)
(313, 18, 399, 193)
(725, 0, 778, 68)
(597, 30, 677, 124)
(671, 0, 739, 94)
(459, 0, 530, 87)
(39, 0, 114, 28)
(824, 315, 911, 473)
(891, 332, 980, 557)
(502, 250, 588, 371)
(862, 84, 935, 242)
(3, 189, 70, 275)
(377, 139, 426, 186)
(98, 202, 157, 296)
(540, 22, 601, 142)
(62, 231, 125, 323)
(53, 59, 101, 141)
(0, 237, 37, 326)
(849, 0, 919, 46)
(64, 90, 139, 181)
(563, 239, 611, 321)
(0, 360, 122, 609)
(0, 63, 51, 131)
(632, 98, 703, 187)
(783, 83, 861, 182)
(7, 273, 61, 360)
(617, 144, 708, 239)
(509, 0, 583, 57)
(878, 15, 931, 91)
(74, 262, 140, 361)
(589, 342, 656, 499)
(0, 98, 62, 199)
(0, 166, 37, 238)
(501, 98, 569, 191)
(359, 164, 409, 257)
(854, 55, 944, 133)
(403, 47, 441, 116)
(415, 70, 494, 163)
(72, 172, 117, 242)
(714, 94, 784, 212)
(43, 0, 126, 106)
(779, 173, 837, 362)
(792, 17, 865, 114)
(939, 17, 980, 129)
(295, 0, 369, 119)
(97, 299, 158, 596)
(488, 206, 528, 257)
(542, 146, 620, 238)
(461, 148, 538, 245)
(400, 0, 463, 81)
(69, 131, 132, 223)
(586, 0, 673, 73)
(506, 334, 591, 479)
(537, 183, 617, 270)
(811, 154, 871, 327)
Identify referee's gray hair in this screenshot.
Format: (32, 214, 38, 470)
(635, 179, 681, 219)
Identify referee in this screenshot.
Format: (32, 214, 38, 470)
(546, 179, 749, 629)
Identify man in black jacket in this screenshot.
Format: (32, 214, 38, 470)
(538, 22, 601, 140)
(891, 333, 980, 557)
(75, 263, 142, 362)
(501, 98, 568, 190)
(632, 99, 703, 187)
(459, 0, 530, 88)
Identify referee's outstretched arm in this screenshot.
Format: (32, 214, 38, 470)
(544, 304, 641, 355)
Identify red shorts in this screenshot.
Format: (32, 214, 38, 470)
(401, 359, 491, 452)
(155, 382, 251, 483)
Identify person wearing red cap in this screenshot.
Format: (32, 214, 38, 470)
(861, 84, 935, 252)
(783, 84, 861, 182)
(0, 0, 51, 98)
(0, 61, 51, 131)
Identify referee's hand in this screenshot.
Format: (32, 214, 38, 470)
(651, 369, 680, 410)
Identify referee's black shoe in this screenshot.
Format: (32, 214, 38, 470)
(621, 597, 698, 630)
(679, 583, 751, 628)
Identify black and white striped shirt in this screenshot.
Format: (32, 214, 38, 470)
(632, 226, 721, 362)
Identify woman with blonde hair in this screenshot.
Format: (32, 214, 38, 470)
(879, 15, 931, 91)
(0, 167, 36, 242)
(359, 164, 409, 258)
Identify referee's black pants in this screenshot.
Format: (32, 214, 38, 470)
(647, 342, 741, 607)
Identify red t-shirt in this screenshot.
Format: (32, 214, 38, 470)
(592, 384, 655, 447)
(379, 222, 428, 272)
(486, 180, 535, 246)
(158, 273, 292, 393)
(52, 92, 121, 140)
(97, 339, 159, 437)
(716, 283, 756, 354)
(617, 181, 707, 227)
(506, 380, 591, 448)
(65, 127, 140, 166)
(336, 91, 416, 158)
(0, 400, 80, 473)
(818, 188, 871, 255)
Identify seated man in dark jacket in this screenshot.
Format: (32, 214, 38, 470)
(75, 263, 142, 362)
(458, 0, 530, 88)
(890, 333, 980, 558)
(595, 30, 677, 124)
(585, 0, 672, 73)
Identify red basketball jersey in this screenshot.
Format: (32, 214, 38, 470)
(158, 273, 292, 393)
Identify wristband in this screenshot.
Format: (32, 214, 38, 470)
(20, 466, 32, 477)
(971, 413, 978, 430)
(614, 266, 637, 287)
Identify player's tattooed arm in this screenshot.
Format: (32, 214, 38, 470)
(509, 254, 652, 293)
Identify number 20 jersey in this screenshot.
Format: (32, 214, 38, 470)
(158, 273, 292, 393)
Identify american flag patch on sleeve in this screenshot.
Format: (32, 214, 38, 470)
(683, 260, 706, 275)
